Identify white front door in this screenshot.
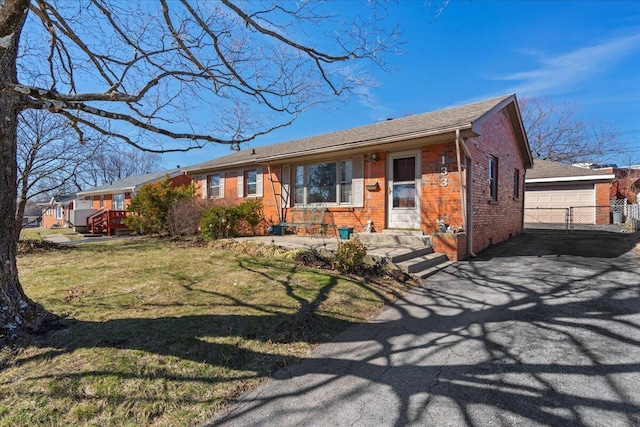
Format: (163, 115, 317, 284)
(387, 150, 421, 229)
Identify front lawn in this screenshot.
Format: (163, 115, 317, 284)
(2, 238, 415, 427)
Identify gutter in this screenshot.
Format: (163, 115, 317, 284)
(526, 174, 615, 183)
(454, 129, 476, 258)
(76, 187, 136, 197)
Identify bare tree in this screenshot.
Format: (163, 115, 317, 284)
(0, 0, 401, 340)
(520, 96, 618, 164)
(77, 146, 164, 189)
(16, 109, 93, 227)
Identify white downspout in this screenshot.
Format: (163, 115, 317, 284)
(455, 129, 476, 257)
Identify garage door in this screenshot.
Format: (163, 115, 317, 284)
(525, 184, 595, 224)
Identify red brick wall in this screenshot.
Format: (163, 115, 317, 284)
(261, 166, 281, 225)
(84, 173, 191, 210)
(41, 207, 64, 228)
(421, 142, 464, 234)
(595, 182, 610, 224)
(432, 232, 468, 261)
(466, 110, 526, 254)
(41, 203, 73, 228)
(85, 193, 131, 210)
(264, 161, 385, 236)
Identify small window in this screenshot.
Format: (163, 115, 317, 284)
(55, 205, 63, 219)
(113, 193, 125, 210)
(245, 170, 257, 196)
(489, 156, 498, 201)
(513, 169, 520, 199)
(99, 195, 104, 208)
(208, 174, 221, 198)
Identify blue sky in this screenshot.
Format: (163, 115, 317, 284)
(163, 0, 640, 169)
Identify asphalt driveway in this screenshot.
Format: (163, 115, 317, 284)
(210, 231, 640, 427)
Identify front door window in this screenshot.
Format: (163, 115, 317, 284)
(392, 157, 416, 208)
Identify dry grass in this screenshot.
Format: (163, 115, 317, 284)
(2, 237, 415, 426)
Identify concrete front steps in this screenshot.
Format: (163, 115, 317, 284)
(356, 230, 453, 279)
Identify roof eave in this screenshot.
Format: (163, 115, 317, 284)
(77, 186, 136, 197)
(526, 174, 616, 183)
(471, 94, 534, 169)
(186, 124, 475, 173)
(76, 171, 186, 196)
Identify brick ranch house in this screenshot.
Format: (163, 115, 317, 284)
(42, 169, 191, 234)
(186, 94, 533, 260)
(38, 194, 78, 229)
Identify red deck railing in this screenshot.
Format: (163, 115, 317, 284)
(86, 210, 129, 235)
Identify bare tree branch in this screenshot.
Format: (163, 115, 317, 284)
(0, 0, 408, 339)
(520, 96, 619, 164)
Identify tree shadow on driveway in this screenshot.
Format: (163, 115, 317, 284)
(210, 232, 640, 426)
(477, 230, 640, 259)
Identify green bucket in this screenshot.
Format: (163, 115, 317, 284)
(338, 227, 354, 240)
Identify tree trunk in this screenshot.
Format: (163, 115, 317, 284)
(1, 2, 54, 344)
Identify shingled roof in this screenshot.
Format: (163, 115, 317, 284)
(77, 169, 183, 196)
(186, 94, 532, 172)
(527, 159, 615, 181)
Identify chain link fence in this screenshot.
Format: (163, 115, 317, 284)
(525, 203, 638, 232)
(524, 208, 569, 231)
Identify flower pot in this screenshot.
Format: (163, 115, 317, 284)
(338, 226, 354, 240)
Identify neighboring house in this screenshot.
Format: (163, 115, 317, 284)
(22, 201, 42, 227)
(76, 169, 191, 210)
(606, 165, 640, 203)
(186, 94, 533, 260)
(39, 194, 78, 228)
(524, 159, 615, 225)
(566, 162, 640, 203)
(76, 169, 192, 234)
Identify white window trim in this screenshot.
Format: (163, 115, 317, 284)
(238, 168, 262, 198)
(246, 169, 258, 196)
(113, 193, 125, 210)
(293, 157, 363, 207)
(207, 173, 224, 199)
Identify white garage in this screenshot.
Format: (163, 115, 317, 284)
(525, 183, 595, 223)
(525, 160, 614, 225)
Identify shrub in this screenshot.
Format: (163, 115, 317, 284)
(200, 199, 264, 240)
(332, 238, 367, 274)
(167, 198, 210, 236)
(125, 178, 194, 235)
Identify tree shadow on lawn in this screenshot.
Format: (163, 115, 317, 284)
(13, 236, 640, 426)
(208, 237, 640, 427)
(14, 256, 390, 382)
